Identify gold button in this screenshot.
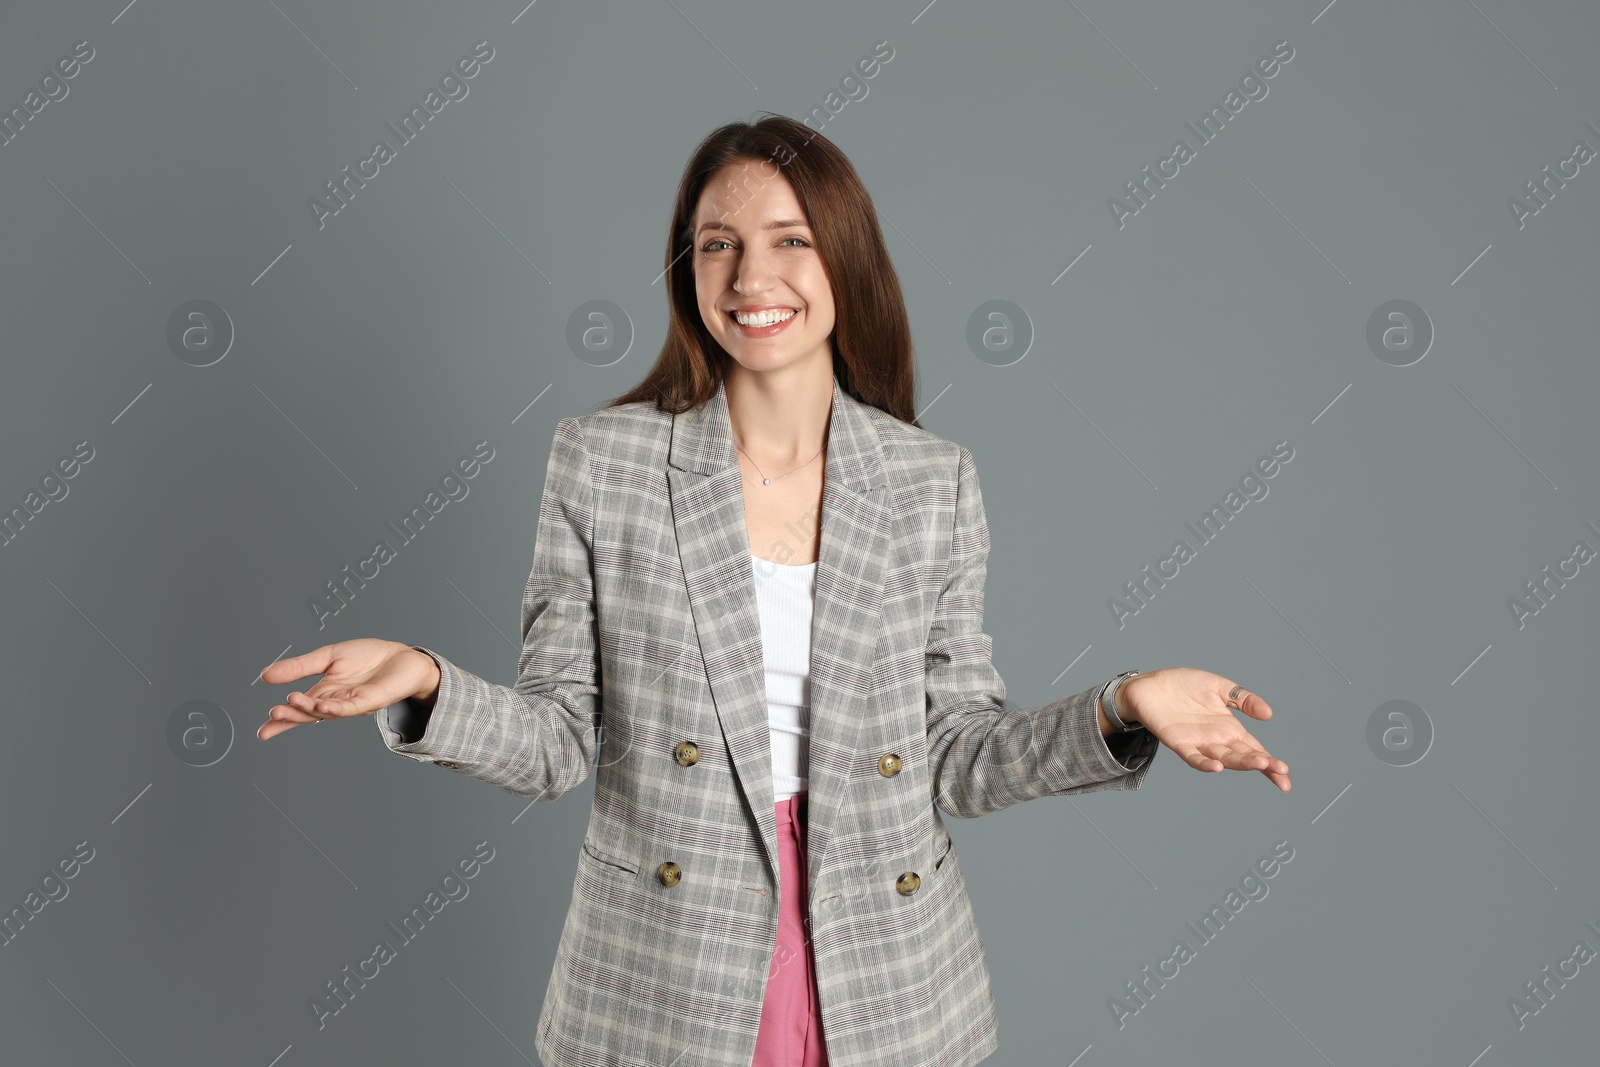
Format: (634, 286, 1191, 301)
(895, 871, 921, 895)
(877, 753, 902, 777)
(657, 861, 682, 888)
(437, 760, 459, 770)
(674, 741, 700, 767)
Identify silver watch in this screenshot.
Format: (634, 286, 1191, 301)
(1101, 669, 1144, 732)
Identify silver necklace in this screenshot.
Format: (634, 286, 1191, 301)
(735, 441, 823, 486)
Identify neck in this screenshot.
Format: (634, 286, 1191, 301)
(724, 359, 833, 465)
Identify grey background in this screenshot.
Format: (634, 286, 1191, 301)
(2, 0, 1596, 1064)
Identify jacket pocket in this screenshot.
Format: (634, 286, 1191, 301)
(580, 838, 640, 876)
(934, 833, 954, 871)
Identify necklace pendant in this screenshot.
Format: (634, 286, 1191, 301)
(762, 478, 772, 485)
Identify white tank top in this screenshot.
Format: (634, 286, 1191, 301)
(749, 552, 816, 802)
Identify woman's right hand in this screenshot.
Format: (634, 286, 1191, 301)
(257, 639, 441, 741)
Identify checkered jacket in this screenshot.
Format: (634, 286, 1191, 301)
(375, 372, 1159, 1067)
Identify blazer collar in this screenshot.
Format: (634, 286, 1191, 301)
(667, 372, 888, 492)
(664, 369, 891, 896)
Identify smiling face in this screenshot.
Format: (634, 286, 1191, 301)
(692, 160, 837, 378)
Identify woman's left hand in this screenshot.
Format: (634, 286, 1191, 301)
(1120, 668, 1290, 792)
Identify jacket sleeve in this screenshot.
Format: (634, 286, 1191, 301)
(373, 416, 603, 803)
(924, 445, 1158, 819)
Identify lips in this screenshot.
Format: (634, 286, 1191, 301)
(727, 306, 797, 325)
(727, 306, 799, 336)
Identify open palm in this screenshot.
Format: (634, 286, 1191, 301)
(1124, 667, 1290, 792)
(256, 638, 435, 741)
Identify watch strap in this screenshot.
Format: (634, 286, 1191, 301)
(1102, 669, 1144, 732)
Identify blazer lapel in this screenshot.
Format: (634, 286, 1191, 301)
(666, 373, 890, 896)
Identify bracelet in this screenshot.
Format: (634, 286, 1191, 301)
(1101, 669, 1144, 732)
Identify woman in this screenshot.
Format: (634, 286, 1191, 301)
(259, 114, 1289, 1067)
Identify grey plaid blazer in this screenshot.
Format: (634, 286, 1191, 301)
(376, 372, 1158, 1067)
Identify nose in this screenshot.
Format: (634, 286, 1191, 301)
(731, 243, 779, 297)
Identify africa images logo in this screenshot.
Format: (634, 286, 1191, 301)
(308, 41, 496, 230)
(1107, 40, 1296, 230)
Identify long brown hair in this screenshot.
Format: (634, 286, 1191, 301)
(602, 113, 920, 428)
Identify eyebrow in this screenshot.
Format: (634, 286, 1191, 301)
(696, 217, 811, 236)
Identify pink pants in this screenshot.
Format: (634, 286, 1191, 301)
(751, 794, 829, 1067)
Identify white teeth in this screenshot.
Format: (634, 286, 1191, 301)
(733, 308, 796, 327)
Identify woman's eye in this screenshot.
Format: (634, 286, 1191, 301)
(700, 237, 810, 253)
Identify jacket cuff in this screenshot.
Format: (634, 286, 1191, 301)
(1043, 685, 1159, 794)
(1100, 720, 1158, 774)
(373, 645, 453, 762)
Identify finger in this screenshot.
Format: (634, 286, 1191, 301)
(270, 701, 322, 724)
(283, 690, 342, 720)
(1211, 744, 1263, 769)
(257, 703, 324, 741)
(1218, 737, 1284, 771)
(1172, 737, 1290, 783)
(260, 646, 335, 686)
(1245, 691, 1272, 719)
(258, 719, 297, 742)
(285, 687, 374, 719)
(1219, 727, 1284, 772)
(1172, 743, 1226, 773)
(1227, 735, 1289, 777)
(1202, 737, 1287, 776)
(1220, 680, 1272, 719)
